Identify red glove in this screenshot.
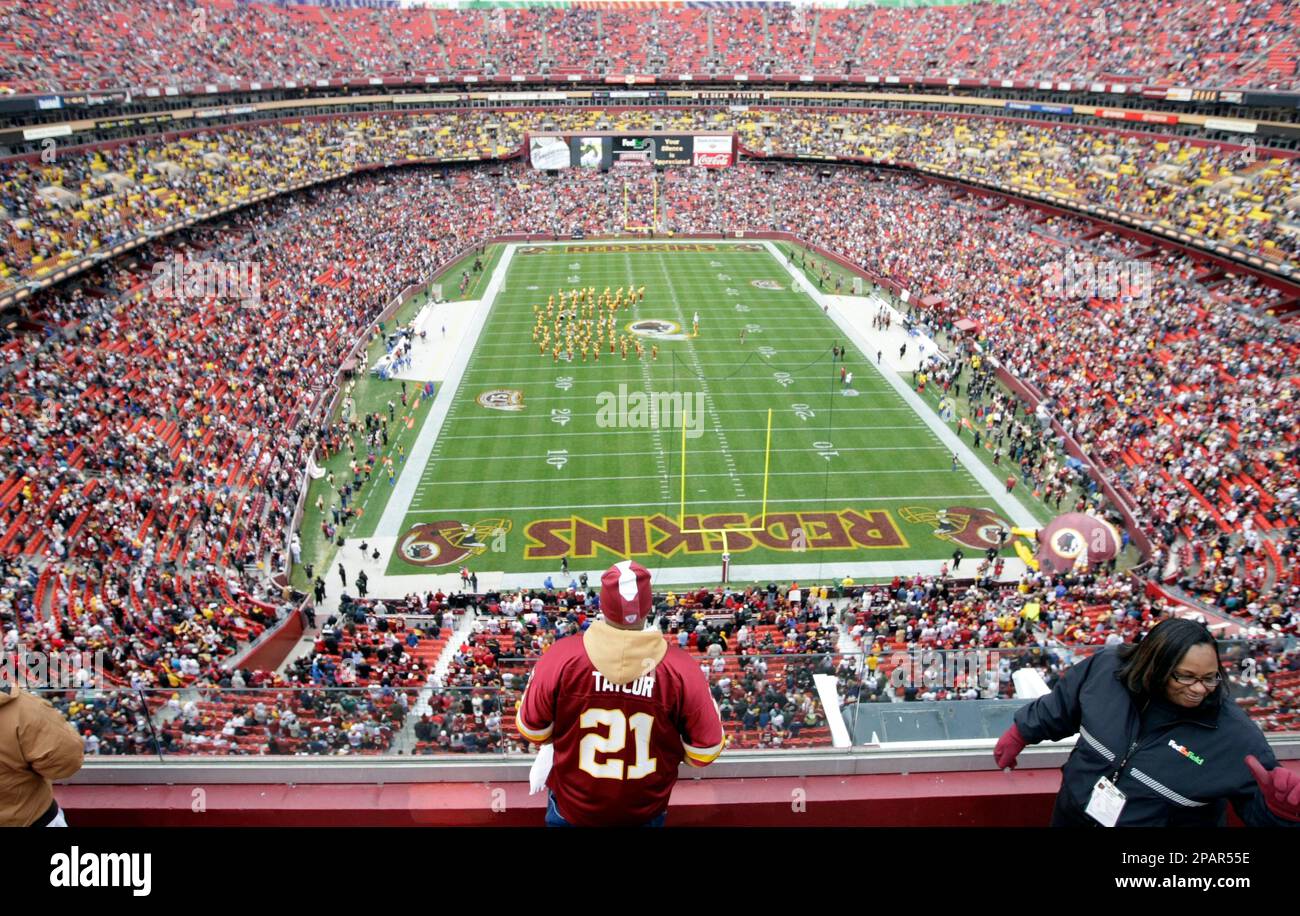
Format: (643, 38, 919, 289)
(1246, 755, 1300, 822)
(994, 723, 1027, 770)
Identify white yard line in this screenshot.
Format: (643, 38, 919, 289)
(420, 444, 953, 462)
(434, 424, 938, 441)
(461, 369, 898, 388)
(442, 401, 918, 413)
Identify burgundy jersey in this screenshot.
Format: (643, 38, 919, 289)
(517, 632, 724, 827)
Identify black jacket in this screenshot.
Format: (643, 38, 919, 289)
(1014, 647, 1298, 827)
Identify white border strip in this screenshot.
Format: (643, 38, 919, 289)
(494, 557, 1028, 590)
(814, 673, 853, 749)
(375, 244, 518, 538)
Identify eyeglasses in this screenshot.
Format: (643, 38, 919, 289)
(1170, 672, 1221, 688)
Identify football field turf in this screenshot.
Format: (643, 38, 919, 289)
(383, 240, 1034, 582)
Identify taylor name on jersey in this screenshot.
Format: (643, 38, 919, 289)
(592, 672, 655, 696)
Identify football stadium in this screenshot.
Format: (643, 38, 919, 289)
(0, 0, 1299, 864)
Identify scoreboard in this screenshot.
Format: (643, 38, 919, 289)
(528, 132, 735, 169)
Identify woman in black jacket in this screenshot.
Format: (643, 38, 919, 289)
(993, 618, 1300, 826)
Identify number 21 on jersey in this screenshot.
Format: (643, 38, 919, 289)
(578, 708, 658, 780)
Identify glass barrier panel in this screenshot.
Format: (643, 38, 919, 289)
(29, 638, 1296, 760)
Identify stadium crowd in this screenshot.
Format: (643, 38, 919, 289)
(1, 148, 1297, 756)
(439, 580, 842, 750)
(5, 107, 1297, 299)
(1, 0, 1297, 93)
(0, 166, 489, 708)
(664, 162, 1298, 619)
(735, 108, 1300, 267)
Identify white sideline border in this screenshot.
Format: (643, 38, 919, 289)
(374, 243, 518, 538)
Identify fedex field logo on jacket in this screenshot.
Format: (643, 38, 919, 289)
(49, 847, 152, 896)
(1168, 739, 1205, 766)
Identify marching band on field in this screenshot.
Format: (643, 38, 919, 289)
(532, 285, 655, 363)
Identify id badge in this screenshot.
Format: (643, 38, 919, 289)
(1085, 776, 1127, 827)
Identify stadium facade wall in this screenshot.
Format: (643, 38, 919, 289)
(52, 763, 1294, 826)
(54, 771, 1066, 827)
(25, 74, 1300, 115)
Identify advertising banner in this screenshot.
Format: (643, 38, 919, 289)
(529, 135, 571, 169)
(693, 134, 734, 167)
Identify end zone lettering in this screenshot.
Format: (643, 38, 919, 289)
(524, 508, 907, 559)
(563, 243, 719, 253)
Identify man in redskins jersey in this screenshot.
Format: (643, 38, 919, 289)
(516, 560, 724, 827)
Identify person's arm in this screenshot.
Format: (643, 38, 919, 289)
(1230, 731, 1300, 827)
(993, 652, 1100, 769)
(20, 695, 85, 781)
(678, 666, 725, 768)
(1013, 652, 1097, 745)
(516, 658, 557, 745)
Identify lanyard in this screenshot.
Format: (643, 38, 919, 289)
(1110, 698, 1152, 784)
(1110, 737, 1141, 784)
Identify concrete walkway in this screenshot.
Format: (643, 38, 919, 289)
(373, 245, 517, 541)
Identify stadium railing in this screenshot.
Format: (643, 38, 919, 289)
(29, 640, 1299, 766)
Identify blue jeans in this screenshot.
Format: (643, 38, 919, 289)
(546, 792, 666, 828)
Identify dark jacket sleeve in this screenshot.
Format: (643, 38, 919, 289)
(1013, 652, 1099, 744)
(1226, 714, 1300, 828)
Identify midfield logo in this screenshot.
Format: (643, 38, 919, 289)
(477, 389, 524, 411)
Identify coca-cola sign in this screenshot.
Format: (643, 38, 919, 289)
(694, 151, 732, 167)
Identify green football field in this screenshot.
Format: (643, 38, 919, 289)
(370, 239, 1040, 583)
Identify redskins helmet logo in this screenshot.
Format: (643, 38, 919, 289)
(1049, 528, 1084, 558)
(626, 319, 687, 340)
(398, 519, 512, 568)
(1037, 513, 1121, 573)
(898, 505, 1008, 550)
